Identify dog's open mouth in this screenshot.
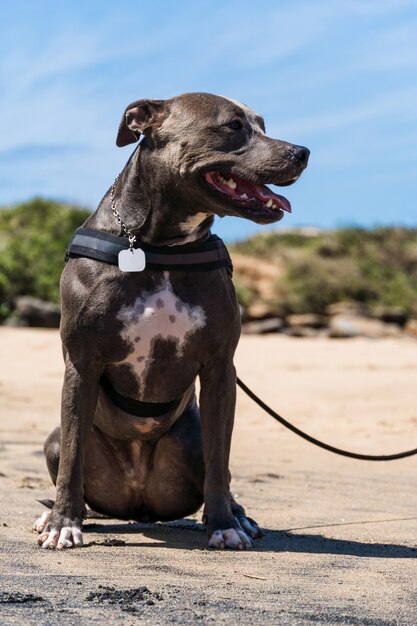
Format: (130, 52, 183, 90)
(204, 171, 292, 217)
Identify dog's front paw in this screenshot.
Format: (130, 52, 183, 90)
(208, 528, 253, 550)
(36, 511, 83, 550)
(38, 524, 83, 550)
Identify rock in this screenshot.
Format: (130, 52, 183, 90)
(371, 305, 408, 327)
(283, 326, 323, 338)
(286, 313, 328, 329)
(329, 314, 401, 338)
(3, 316, 26, 327)
(325, 301, 369, 317)
(242, 318, 284, 334)
(14, 296, 61, 328)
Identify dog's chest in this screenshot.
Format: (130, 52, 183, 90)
(116, 275, 206, 382)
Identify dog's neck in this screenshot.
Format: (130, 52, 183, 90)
(90, 145, 215, 247)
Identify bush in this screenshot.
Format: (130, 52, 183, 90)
(1, 205, 417, 321)
(0, 198, 90, 318)
(231, 227, 417, 316)
(279, 255, 376, 314)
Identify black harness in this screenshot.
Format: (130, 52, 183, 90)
(66, 227, 232, 418)
(100, 375, 184, 417)
(66, 227, 232, 273)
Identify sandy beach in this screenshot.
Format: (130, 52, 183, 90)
(0, 327, 416, 625)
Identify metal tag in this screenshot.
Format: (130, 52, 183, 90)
(118, 248, 146, 272)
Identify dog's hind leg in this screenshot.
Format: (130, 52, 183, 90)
(144, 399, 205, 521)
(229, 493, 263, 539)
(33, 427, 60, 534)
(44, 426, 60, 483)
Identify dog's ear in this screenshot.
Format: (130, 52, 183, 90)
(116, 99, 167, 147)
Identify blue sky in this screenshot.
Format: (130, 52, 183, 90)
(1, 0, 416, 241)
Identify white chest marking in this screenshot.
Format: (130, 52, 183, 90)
(117, 275, 206, 382)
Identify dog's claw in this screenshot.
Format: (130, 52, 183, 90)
(57, 526, 83, 549)
(208, 528, 253, 550)
(39, 528, 59, 549)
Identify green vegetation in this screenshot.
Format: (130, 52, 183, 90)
(1, 199, 416, 321)
(0, 199, 90, 319)
(232, 227, 417, 316)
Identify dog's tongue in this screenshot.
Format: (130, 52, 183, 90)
(236, 178, 292, 213)
(205, 172, 291, 213)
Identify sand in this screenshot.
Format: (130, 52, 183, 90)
(0, 327, 416, 625)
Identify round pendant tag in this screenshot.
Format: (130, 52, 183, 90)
(118, 248, 146, 272)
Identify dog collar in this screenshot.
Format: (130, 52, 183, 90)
(66, 227, 233, 273)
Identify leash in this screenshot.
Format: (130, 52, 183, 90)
(236, 377, 417, 461)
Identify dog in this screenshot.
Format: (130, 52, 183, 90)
(33, 92, 309, 550)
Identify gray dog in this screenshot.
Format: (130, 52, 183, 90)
(33, 93, 309, 550)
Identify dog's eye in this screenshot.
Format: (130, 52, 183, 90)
(227, 119, 243, 131)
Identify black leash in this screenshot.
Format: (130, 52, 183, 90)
(236, 377, 417, 461)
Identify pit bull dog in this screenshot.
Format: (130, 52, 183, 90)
(34, 93, 309, 550)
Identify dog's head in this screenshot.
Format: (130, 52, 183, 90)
(116, 92, 309, 225)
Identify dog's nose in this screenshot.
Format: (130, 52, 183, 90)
(292, 146, 310, 166)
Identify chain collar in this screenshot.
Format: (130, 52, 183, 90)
(110, 175, 137, 250)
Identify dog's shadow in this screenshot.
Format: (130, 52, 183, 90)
(83, 519, 417, 558)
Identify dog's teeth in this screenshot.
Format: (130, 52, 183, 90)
(240, 193, 248, 200)
(265, 199, 274, 207)
(220, 177, 237, 190)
